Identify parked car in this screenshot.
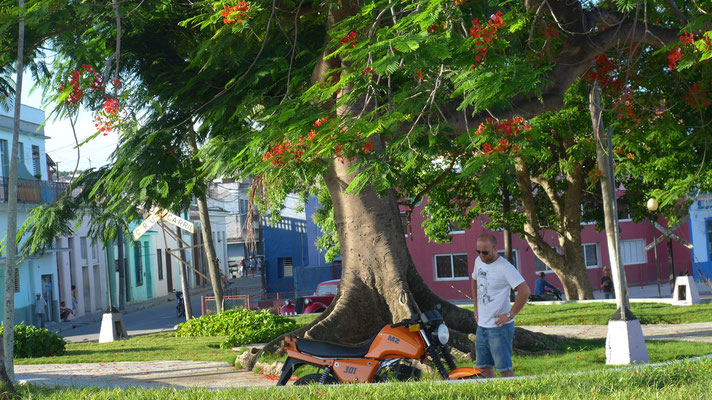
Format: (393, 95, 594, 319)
(280, 279, 340, 316)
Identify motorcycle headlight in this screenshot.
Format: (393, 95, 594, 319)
(437, 323, 449, 345)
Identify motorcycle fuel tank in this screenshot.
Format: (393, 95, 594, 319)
(364, 325, 426, 360)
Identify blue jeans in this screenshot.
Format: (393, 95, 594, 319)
(475, 323, 515, 372)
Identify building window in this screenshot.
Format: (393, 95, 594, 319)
(434, 254, 469, 281)
(535, 256, 551, 272)
(91, 241, 97, 260)
(620, 239, 646, 265)
(497, 250, 519, 269)
(135, 243, 144, 286)
(278, 257, 293, 278)
(448, 221, 466, 235)
(32, 145, 41, 177)
(617, 199, 632, 221)
(239, 199, 250, 214)
(157, 249, 164, 280)
(80, 237, 88, 260)
(18, 142, 24, 162)
(582, 243, 599, 268)
(0, 139, 9, 177)
(15, 268, 19, 292)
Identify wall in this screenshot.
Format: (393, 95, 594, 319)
(263, 216, 309, 293)
(404, 198, 694, 301)
(689, 194, 712, 280)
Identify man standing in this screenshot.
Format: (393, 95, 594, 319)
(471, 233, 530, 378)
(35, 293, 47, 329)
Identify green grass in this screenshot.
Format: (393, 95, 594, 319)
(14, 332, 236, 365)
(459, 302, 712, 325)
(13, 357, 712, 399)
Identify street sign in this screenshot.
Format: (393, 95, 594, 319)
(163, 212, 195, 233)
(132, 214, 160, 241)
(644, 216, 693, 251)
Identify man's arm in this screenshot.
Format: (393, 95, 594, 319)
(494, 281, 531, 327)
(545, 281, 557, 291)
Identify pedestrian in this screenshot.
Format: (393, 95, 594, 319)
(239, 258, 247, 278)
(255, 256, 262, 276)
(471, 233, 531, 378)
(35, 293, 47, 329)
(247, 256, 255, 277)
(601, 266, 614, 299)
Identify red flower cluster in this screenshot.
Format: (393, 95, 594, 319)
(262, 139, 305, 167)
(94, 115, 114, 136)
(539, 22, 560, 40)
(588, 167, 602, 183)
(584, 54, 623, 93)
(427, 22, 446, 34)
(102, 98, 119, 114)
(313, 116, 328, 127)
(680, 32, 695, 45)
(415, 70, 423, 80)
(612, 88, 638, 122)
(221, 2, 250, 24)
(361, 140, 375, 154)
(340, 31, 357, 47)
(683, 81, 711, 109)
(668, 47, 682, 70)
(362, 66, 375, 76)
(469, 11, 505, 66)
(474, 117, 531, 156)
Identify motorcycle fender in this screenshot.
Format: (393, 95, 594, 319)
(282, 336, 333, 368)
(331, 358, 378, 383)
(448, 367, 485, 380)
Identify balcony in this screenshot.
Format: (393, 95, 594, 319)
(0, 177, 69, 204)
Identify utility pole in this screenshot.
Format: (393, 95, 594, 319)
(176, 225, 193, 319)
(590, 84, 648, 365)
(117, 229, 125, 310)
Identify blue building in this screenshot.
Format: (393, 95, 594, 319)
(263, 196, 341, 293)
(689, 193, 712, 281)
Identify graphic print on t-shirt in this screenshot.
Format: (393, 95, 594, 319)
(477, 268, 494, 306)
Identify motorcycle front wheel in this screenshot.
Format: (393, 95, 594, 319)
(176, 306, 185, 317)
(293, 373, 340, 385)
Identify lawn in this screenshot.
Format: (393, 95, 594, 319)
(14, 332, 236, 366)
(13, 357, 712, 399)
(458, 302, 712, 325)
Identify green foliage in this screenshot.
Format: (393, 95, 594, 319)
(0, 323, 66, 358)
(175, 309, 297, 348)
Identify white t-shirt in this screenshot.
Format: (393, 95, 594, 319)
(472, 256, 525, 328)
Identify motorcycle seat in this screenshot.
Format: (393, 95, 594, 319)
(296, 337, 372, 358)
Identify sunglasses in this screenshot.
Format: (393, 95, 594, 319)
(476, 250, 489, 256)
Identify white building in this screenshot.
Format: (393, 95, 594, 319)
(1, 101, 66, 325)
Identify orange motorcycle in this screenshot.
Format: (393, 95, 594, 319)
(276, 307, 483, 385)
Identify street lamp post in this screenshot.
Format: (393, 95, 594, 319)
(647, 198, 663, 298)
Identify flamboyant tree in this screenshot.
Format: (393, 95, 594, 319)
(2, 1, 712, 359)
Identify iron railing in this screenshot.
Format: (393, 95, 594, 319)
(0, 177, 68, 204)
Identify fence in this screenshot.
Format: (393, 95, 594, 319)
(200, 290, 314, 315)
(0, 177, 68, 204)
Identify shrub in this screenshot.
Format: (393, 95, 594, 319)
(0, 323, 67, 358)
(176, 308, 298, 348)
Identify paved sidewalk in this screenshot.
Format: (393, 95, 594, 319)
(16, 361, 275, 389)
(522, 321, 712, 343)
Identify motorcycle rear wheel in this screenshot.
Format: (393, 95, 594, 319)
(294, 373, 340, 385)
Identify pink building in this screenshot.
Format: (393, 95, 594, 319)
(402, 201, 693, 301)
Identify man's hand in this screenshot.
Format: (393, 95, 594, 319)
(493, 313, 512, 327)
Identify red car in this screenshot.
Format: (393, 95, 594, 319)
(280, 279, 339, 316)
